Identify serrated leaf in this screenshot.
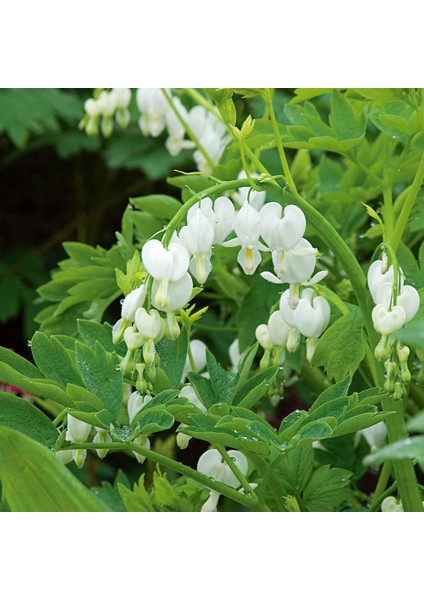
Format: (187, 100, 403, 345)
(302, 465, 351, 511)
(118, 475, 155, 512)
(0, 426, 108, 511)
(312, 308, 365, 381)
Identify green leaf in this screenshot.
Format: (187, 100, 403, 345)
(133, 408, 175, 435)
(130, 194, 181, 220)
(331, 411, 388, 437)
(0, 345, 42, 380)
(206, 349, 238, 405)
(234, 366, 279, 409)
(273, 444, 315, 497)
(364, 436, 424, 465)
(75, 340, 122, 421)
(30, 332, 83, 388)
(118, 475, 155, 512)
(312, 307, 365, 381)
(237, 274, 281, 352)
(310, 377, 352, 411)
(187, 372, 216, 409)
(66, 383, 104, 411)
(0, 393, 58, 448)
(156, 327, 189, 388)
(296, 419, 335, 442)
(395, 321, 424, 351)
(353, 89, 402, 101)
(0, 427, 108, 511)
(407, 410, 424, 433)
(302, 465, 351, 511)
(77, 319, 125, 355)
(329, 91, 365, 141)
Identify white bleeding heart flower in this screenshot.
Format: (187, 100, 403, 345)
(233, 170, 267, 210)
(367, 260, 404, 304)
(132, 435, 151, 464)
(372, 304, 406, 334)
(93, 427, 112, 459)
(223, 202, 268, 275)
(179, 210, 215, 284)
(393, 285, 420, 322)
(66, 414, 92, 469)
(197, 449, 248, 486)
(182, 340, 207, 380)
(255, 324, 274, 350)
(134, 308, 164, 342)
(136, 88, 170, 137)
(151, 272, 193, 312)
(188, 197, 235, 244)
(142, 240, 190, 310)
(260, 203, 306, 252)
(121, 284, 147, 321)
(127, 391, 152, 424)
(292, 289, 331, 339)
(267, 311, 290, 347)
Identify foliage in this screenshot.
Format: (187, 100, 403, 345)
(1, 87, 424, 512)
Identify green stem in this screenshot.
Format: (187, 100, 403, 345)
(370, 482, 397, 512)
(65, 441, 261, 511)
(371, 461, 392, 507)
(161, 88, 214, 170)
(380, 395, 423, 511)
(391, 153, 424, 251)
(215, 444, 259, 500)
(258, 181, 380, 359)
(162, 177, 254, 247)
(265, 89, 298, 194)
(383, 185, 394, 242)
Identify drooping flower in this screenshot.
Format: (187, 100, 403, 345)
(197, 448, 249, 512)
(142, 240, 190, 310)
(65, 414, 92, 469)
(223, 202, 268, 275)
(127, 390, 152, 424)
(187, 196, 235, 245)
(136, 88, 170, 137)
(179, 210, 215, 284)
(164, 97, 195, 156)
(233, 170, 267, 211)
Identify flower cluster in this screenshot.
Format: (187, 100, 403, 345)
(82, 88, 132, 137)
(135, 89, 229, 171)
(82, 88, 231, 173)
(368, 255, 420, 397)
(368, 257, 419, 338)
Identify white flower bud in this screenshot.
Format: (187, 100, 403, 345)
(121, 285, 147, 321)
(255, 324, 274, 350)
(267, 311, 290, 347)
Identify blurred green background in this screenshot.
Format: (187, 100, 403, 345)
(0, 88, 194, 357)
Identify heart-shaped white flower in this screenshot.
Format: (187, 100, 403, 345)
(372, 304, 406, 334)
